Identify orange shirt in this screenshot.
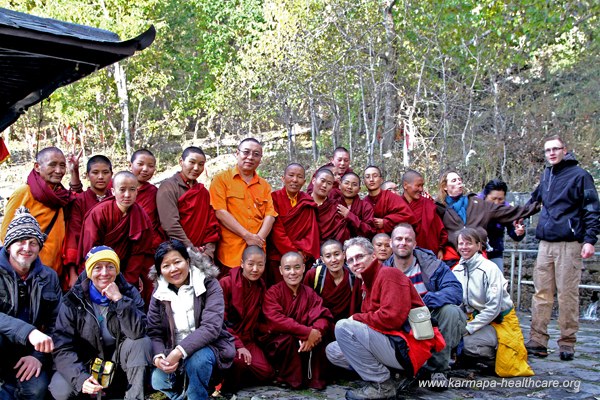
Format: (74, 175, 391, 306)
(0, 185, 65, 275)
(209, 166, 277, 268)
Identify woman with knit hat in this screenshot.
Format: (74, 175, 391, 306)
(48, 246, 152, 400)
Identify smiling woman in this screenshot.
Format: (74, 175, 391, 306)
(148, 239, 235, 400)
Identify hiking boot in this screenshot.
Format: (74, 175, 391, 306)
(345, 379, 396, 400)
(428, 372, 449, 392)
(525, 340, 548, 358)
(559, 345, 575, 361)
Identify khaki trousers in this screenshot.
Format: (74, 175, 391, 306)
(530, 240, 582, 347)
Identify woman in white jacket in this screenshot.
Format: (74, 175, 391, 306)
(453, 228, 533, 377)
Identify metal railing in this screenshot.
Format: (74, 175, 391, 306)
(505, 248, 600, 310)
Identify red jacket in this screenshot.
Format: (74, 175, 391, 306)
(353, 259, 446, 376)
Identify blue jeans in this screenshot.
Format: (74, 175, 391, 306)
(152, 347, 216, 400)
(0, 370, 49, 400)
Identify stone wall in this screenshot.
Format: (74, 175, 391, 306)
(503, 192, 600, 317)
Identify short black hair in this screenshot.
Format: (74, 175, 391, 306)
(131, 149, 155, 163)
(154, 239, 189, 276)
(482, 179, 508, 197)
(87, 155, 112, 173)
(181, 146, 205, 160)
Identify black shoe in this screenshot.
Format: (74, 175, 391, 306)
(559, 345, 574, 361)
(525, 340, 548, 358)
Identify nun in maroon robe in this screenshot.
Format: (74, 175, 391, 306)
(304, 265, 353, 322)
(136, 181, 166, 250)
(260, 252, 333, 390)
(78, 173, 154, 290)
(401, 195, 447, 254)
(220, 261, 274, 392)
(268, 188, 320, 285)
(365, 189, 416, 234)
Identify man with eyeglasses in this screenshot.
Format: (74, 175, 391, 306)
(210, 138, 277, 272)
(326, 237, 445, 400)
(0, 207, 61, 399)
(525, 135, 600, 362)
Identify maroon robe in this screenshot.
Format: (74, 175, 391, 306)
(342, 196, 376, 239)
(64, 188, 108, 266)
(267, 189, 320, 285)
(219, 267, 274, 390)
(178, 183, 220, 247)
(365, 190, 417, 234)
(304, 267, 353, 322)
(400, 195, 447, 253)
(136, 181, 165, 251)
(315, 191, 350, 244)
(78, 199, 154, 287)
(269, 189, 320, 261)
(306, 163, 353, 194)
(260, 282, 333, 389)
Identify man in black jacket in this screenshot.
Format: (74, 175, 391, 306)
(526, 135, 600, 361)
(0, 207, 61, 399)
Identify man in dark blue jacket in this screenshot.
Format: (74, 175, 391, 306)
(526, 135, 600, 362)
(0, 207, 61, 399)
(385, 223, 465, 388)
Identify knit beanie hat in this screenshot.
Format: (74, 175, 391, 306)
(3, 207, 46, 249)
(84, 245, 120, 278)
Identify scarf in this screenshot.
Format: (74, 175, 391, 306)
(26, 169, 71, 209)
(446, 195, 468, 224)
(89, 283, 111, 306)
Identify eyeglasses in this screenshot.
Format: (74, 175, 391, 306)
(238, 149, 262, 159)
(346, 253, 367, 266)
(544, 147, 564, 154)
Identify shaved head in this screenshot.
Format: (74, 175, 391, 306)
(113, 170, 137, 185)
(242, 245, 266, 262)
(402, 170, 423, 184)
(285, 163, 305, 175)
(35, 147, 64, 164)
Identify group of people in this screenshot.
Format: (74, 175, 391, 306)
(0, 134, 597, 400)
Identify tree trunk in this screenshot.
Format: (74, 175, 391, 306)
(309, 84, 318, 162)
(381, 0, 399, 155)
(113, 62, 131, 159)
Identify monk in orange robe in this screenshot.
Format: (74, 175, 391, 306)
(219, 246, 274, 393)
(260, 252, 333, 390)
(1, 146, 82, 277)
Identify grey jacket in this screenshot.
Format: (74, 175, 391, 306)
(147, 252, 235, 370)
(452, 252, 512, 335)
(0, 247, 61, 365)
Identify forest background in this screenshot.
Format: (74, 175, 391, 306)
(0, 0, 598, 195)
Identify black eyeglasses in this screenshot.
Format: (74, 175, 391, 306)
(544, 147, 564, 154)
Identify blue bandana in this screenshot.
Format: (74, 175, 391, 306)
(89, 283, 110, 306)
(446, 195, 468, 224)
